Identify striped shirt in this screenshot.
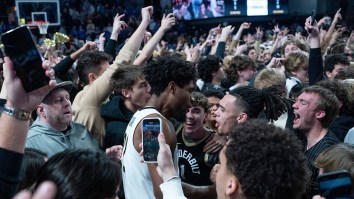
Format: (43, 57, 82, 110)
(302, 130, 340, 198)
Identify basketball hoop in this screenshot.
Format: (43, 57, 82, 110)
(36, 21, 49, 35)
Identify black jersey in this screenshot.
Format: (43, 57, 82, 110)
(176, 125, 219, 186)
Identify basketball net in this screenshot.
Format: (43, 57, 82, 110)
(36, 21, 49, 35)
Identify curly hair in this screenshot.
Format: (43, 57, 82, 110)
(230, 85, 290, 121)
(76, 50, 112, 86)
(281, 39, 309, 56)
(316, 79, 352, 115)
(226, 119, 308, 199)
(143, 55, 196, 96)
(197, 55, 222, 83)
(190, 91, 208, 112)
(324, 54, 350, 74)
(226, 55, 257, 84)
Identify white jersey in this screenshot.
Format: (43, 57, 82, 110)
(122, 107, 161, 199)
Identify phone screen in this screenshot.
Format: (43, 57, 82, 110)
(318, 170, 352, 199)
(142, 118, 161, 163)
(1, 26, 50, 92)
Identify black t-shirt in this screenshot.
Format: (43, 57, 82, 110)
(176, 125, 219, 186)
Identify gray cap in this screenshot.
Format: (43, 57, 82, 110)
(43, 80, 73, 102)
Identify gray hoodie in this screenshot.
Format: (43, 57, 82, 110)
(26, 118, 99, 157)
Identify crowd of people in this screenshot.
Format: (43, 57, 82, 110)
(0, 2, 354, 199)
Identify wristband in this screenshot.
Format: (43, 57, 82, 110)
(0, 105, 32, 121)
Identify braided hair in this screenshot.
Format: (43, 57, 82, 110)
(230, 86, 290, 122)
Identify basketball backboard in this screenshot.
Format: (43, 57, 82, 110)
(15, 0, 60, 26)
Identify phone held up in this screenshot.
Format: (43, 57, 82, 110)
(1, 26, 50, 92)
(317, 170, 353, 199)
(142, 118, 162, 163)
(308, 10, 316, 33)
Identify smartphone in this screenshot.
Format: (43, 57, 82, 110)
(317, 170, 353, 199)
(1, 26, 50, 92)
(164, 8, 173, 15)
(142, 118, 162, 163)
(310, 10, 317, 26)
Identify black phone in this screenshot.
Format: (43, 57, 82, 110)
(317, 170, 353, 199)
(310, 10, 317, 26)
(1, 26, 50, 92)
(142, 118, 162, 163)
(164, 8, 173, 15)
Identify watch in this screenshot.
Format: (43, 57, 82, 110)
(0, 105, 32, 121)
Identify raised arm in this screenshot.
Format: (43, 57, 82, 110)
(0, 57, 55, 198)
(321, 8, 341, 51)
(53, 41, 96, 80)
(134, 13, 175, 66)
(104, 14, 127, 58)
(215, 25, 235, 58)
(305, 16, 323, 85)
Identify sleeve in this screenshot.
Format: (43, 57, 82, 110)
(104, 39, 119, 59)
(75, 42, 139, 107)
(53, 56, 75, 81)
(215, 42, 226, 59)
(308, 48, 324, 86)
(0, 148, 23, 199)
(160, 178, 187, 199)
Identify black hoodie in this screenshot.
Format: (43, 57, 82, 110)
(100, 95, 134, 149)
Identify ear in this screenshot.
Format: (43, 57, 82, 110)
(237, 70, 243, 77)
(325, 71, 332, 79)
(37, 105, 45, 118)
(88, 73, 98, 84)
(290, 70, 298, 77)
(168, 81, 177, 95)
(236, 112, 248, 123)
(315, 110, 326, 120)
(121, 89, 131, 98)
(225, 176, 242, 197)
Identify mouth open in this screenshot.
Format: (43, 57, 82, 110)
(293, 112, 300, 123)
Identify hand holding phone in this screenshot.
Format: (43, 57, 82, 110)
(142, 118, 162, 163)
(1, 26, 50, 92)
(317, 170, 352, 199)
(308, 10, 316, 33)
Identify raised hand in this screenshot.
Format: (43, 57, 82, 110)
(255, 26, 264, 40)
(305, 16, 319, 38)
(333, 8, 342, 24)
(160, 13, 176, 32)
(82, 41, 97, 50)
(112, 14, 127, 35)
(141, 6, 153, 23)
(240, 22, 251, 30)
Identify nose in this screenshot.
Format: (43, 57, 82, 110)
(292, 101, 298, 109)
(186, 110, 193, 118)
